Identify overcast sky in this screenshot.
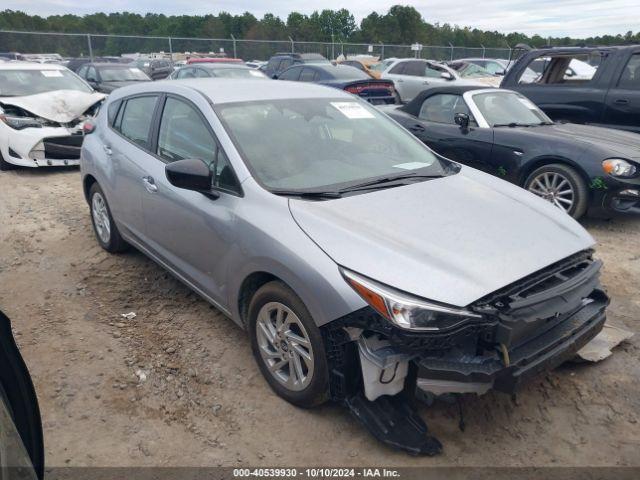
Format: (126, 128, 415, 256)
(4, 0, 638, 38)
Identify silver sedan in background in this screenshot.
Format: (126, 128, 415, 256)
(80, 79, 608, 454)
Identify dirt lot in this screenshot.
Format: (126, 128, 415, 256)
(0, 167, 639, 468)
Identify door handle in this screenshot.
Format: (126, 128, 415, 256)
(409, 124, 426, 133)
(142, 176, 158, 193)
(614, 98, 629, 105)
(103, 144, 112, 155)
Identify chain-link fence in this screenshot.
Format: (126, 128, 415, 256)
(0, 30, 512, 62)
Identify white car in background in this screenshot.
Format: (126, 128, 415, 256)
(0, 62, 105, 170)
(380, 58, 490, 103)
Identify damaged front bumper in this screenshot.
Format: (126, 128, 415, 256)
(1, 126, 84, 168)
(322, 250, 608, 454)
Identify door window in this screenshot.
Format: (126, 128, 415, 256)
(618, 53, 640, 90)
(419, 94, 473, 125)
(177, 68, 195, 79)
(279, 66, 302, 81)
(157, 97, 240, 194)
(388, 62, 406, 74)
(86, 66, 98, 82)
(299, 68, 317, 82)
(77, 65, 88, 78)
(114, 95, 158, 149)
(403, 61, 428, 77)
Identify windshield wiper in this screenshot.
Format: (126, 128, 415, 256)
(339, 173, 442, 193)
(493, 122, 535, 128)
(271, 189, 342, 199)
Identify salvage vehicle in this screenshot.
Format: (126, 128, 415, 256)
(76, 63, 151, 93)
(277, 64, 398, 104)
(337, 56, 382, 79)
(81, 79, 608, 454)
(380, 58, 489, 103)
(263, 52, 329, 78)
(0, 62, 105, 170)
(0, 309, 44, 480)
(446, 60, 502, 87)
(381, 85, 640, 218)
(501, 45, 640, 133)
(169, 63, 267, 80)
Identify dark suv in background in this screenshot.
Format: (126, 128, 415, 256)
(263, 52, 329, 78)
(502, 45, 640, 133)
(131, 58, 173, 80)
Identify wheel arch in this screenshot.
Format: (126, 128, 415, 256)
(518, 156, 592, 190)
(237, 271, 280, 328)
(82, 174, 98, 204)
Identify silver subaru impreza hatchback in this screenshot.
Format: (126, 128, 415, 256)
(81, 79, 608, 454)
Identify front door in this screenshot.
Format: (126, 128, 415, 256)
(602, 52, 640, 133)
(139, 95, 243, 307)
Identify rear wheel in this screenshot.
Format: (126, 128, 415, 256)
(248, 281, 329, 408)
(524, 163, 588, 219)
(89, 183, 128, 253)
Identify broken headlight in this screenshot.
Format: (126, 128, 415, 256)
(0, 107, 45, 130)
(342, 269, 483, 331)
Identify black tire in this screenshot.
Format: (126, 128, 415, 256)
(0, 152, 16, 171)
(524, 163, 589, 219)
(88, 182, 128, 253)
(248, 281, 330, 408)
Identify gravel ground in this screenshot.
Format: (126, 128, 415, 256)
(0, 167, 639, 468)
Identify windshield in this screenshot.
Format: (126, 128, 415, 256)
(99, 67, 149, 81)
(473, 91, 551, 127)
(212, 68, 267, 79)
(215, 98, 448, 192)
(0, 69, 92, 96)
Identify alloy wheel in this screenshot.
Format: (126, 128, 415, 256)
(91, 192, 111, 244)
(255, 302, 315, 392)
(527, 171, 575, 213)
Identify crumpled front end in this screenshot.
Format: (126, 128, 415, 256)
(0, 101, 100, 168)
(324, 250, 607, 401)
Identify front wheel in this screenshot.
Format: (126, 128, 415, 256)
(524, 163, 588, 219)
(248, 281, 329, 408)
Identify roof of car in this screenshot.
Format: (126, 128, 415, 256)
(0, 61, 66, 70)
(401, 85, 488, 116)
(187, 63, 251, 70)
(88, 63, 136, 68)
(110, 78, 349, 104)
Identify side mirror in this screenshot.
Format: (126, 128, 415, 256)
(454, 112, 470, 129)
(272, 74, 279, 79)
(496, 69, 506, 76)
(440, 71, 454, 81)
(165, 158, 215, 195)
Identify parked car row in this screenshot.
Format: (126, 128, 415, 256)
(78, 77, 611, 454)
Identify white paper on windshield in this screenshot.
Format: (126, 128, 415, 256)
(249, 70, 264, 77)
(393, 162, 430, 170)
(331, 102, 375, 119)
(41, 70, 63, 77)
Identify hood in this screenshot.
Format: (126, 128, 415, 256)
(0, 90, 106, 123)
(538, 123, 640, 160)
(472, 76, 502, 87)
(289, 167, 594, 307)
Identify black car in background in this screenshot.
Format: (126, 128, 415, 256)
(65, 56, 130, 73)
(277, 64, 398, 105)
(130, 58, 173, 80)
(501, 45, 640, 134)
(263, 52, 329, 78)
(0, 309, 44, 479)
(76, 63, 151, 93)
(382, 85, 640, 218)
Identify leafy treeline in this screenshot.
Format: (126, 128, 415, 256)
(1, 5, 638, 48)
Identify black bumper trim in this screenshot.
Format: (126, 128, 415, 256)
(417, 298, 607, 394)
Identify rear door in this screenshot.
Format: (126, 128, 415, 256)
(411, 93, 494, 172)
(104, 94, 160, 242)
(602, 52, 640, 133)
(139, 94, 243, 307)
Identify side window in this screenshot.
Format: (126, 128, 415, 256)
(107, 99, 122, 126)
(299, 68, 317, 82)
(115, 96, 158, 149)
(77, 65, 87, 78)
(214, 148, 240, 194)
(618, 53, 640, 90)
(419, 94, 474, 125)
(424, 63, 444, 78)
(520, 54, 601, 85)
(388, 62, 405, 74)
(195, 68, 209, 78)
(278, 59, 293, 72)
(177, 68, 194, 79)
(86, 66, 97, 82)
(157, 97, 216, 165)
(403, 61, 427, 76)
(279, 66, 302, 81)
